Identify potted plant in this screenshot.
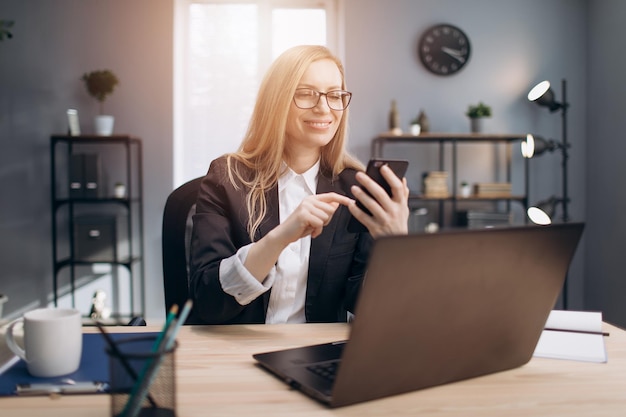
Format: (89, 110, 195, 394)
(460, 181, 471, 198)
(114, 182, 126, 199)
(466, 102, 492, 133)
(82, 69, 119, 135)
(409, 115, 421, 136)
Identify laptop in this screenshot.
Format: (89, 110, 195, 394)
(253, 222, 585, 407)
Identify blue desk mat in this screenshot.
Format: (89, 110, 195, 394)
(0, 331, 157, 396)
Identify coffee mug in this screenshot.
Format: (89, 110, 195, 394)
(5, 307, 82, 377)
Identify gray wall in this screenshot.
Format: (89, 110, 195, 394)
(0, 0, 173, 321)
(586, 0, 626, 325)
(0, 0, 624, 327)
(343, 0, 588, 314)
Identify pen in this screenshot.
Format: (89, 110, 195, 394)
(16, 381, 108, 395)
(152, 304, 179, 351)
(544, 327, 610, 337)
(163, 299, 193, 350)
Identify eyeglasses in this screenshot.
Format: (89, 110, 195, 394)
(293, 88, 352, 111)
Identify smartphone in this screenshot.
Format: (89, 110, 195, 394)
(347, 158, 409, 233)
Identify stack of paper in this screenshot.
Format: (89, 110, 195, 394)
(533, 310, 607, 363)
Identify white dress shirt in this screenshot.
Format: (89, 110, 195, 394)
(218, 161, 319, 323)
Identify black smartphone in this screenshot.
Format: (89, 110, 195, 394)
(347, 158, 409, 233)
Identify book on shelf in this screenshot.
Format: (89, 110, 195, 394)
(423, 171, 449, 198)
(473, 182, 512, 197)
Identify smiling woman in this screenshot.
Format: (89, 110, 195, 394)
(186, 45, 410, 325)
(174, 0, 339, 187)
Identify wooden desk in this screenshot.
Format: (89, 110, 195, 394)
(2, 322, 626, 417)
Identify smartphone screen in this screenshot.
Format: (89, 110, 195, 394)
(347, 159, 409, 233)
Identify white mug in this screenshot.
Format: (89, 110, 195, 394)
(5, 307, 82, 377)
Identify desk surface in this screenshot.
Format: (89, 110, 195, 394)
(2, 322, 626, 417)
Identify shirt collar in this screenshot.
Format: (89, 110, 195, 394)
(278, 160, 320, 194)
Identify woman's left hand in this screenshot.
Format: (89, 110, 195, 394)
(348, 164, 410, 238)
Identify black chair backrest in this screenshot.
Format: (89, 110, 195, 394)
(162, 176, 203, 324)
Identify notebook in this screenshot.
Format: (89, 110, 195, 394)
(253, 222, 585, 407)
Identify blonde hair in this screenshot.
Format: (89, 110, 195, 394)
(226, 45, 363, 240)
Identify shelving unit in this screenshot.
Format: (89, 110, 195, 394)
(372, 133, 529, 228)
(50, 135, 145, 321)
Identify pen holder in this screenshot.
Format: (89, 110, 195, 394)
(107, 335, 177, 417)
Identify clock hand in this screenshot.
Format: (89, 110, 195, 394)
(441, 46, 465, 63)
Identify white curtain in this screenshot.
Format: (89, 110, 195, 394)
(174, 0, 338, 187)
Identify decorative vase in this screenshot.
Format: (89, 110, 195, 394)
(95, 115, 115, 136)
(417, 110, 430, 133)
(388, 100, 402, 135)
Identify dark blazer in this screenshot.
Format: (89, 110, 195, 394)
(189, 156, 373, 324)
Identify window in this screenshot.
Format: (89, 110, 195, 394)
(174, 0, 339, 187)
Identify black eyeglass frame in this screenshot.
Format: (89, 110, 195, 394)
(292, 88, 352, 111)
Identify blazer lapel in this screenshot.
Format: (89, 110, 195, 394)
(257, 185, 280, 239)
(307, 174, 340, 297)
(257, 185, 280, 313)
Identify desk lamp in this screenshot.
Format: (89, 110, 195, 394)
(524, 80, 570, 223)
(526, 196, 563, 225)
(520, 134, 563, 158)
(525, 79, 571, 309)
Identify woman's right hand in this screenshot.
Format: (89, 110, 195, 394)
(245, 192, 353, 282)
(273, 192, 354, 244)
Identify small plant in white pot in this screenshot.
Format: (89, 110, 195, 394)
(460, 181, 472, 198)
(82, 69, 119, 136)
(409, 115, 421, 136)
(466, 102, 492, 133)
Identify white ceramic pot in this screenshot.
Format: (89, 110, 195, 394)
(410, 124, 421, 135)
(470, 117, 485, 133)
(95, 115, 115, 136)
(114, 183, 126, 198)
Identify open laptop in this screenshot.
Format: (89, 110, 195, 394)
(253, 222, 585, 407)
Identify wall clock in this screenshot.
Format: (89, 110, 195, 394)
(418, 23, 471, 76)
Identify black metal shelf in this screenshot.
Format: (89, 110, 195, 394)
(373, 133, 529, 228)
(50, 135, 145, 317)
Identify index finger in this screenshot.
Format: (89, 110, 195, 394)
(317, 192, 355, 207)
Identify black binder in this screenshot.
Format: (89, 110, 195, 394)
(83, 153, 101, 199)
(69, 153, 84, 198)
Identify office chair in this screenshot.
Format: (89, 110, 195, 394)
(162, 176, 203, 324)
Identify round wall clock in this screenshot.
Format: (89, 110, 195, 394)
(418, 23, 471, 76)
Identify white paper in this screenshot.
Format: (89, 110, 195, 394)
(533, 310, 607, 363)
(544, 310, 603, 333)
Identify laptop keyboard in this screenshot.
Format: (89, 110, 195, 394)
(306, 360, 340, 383)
